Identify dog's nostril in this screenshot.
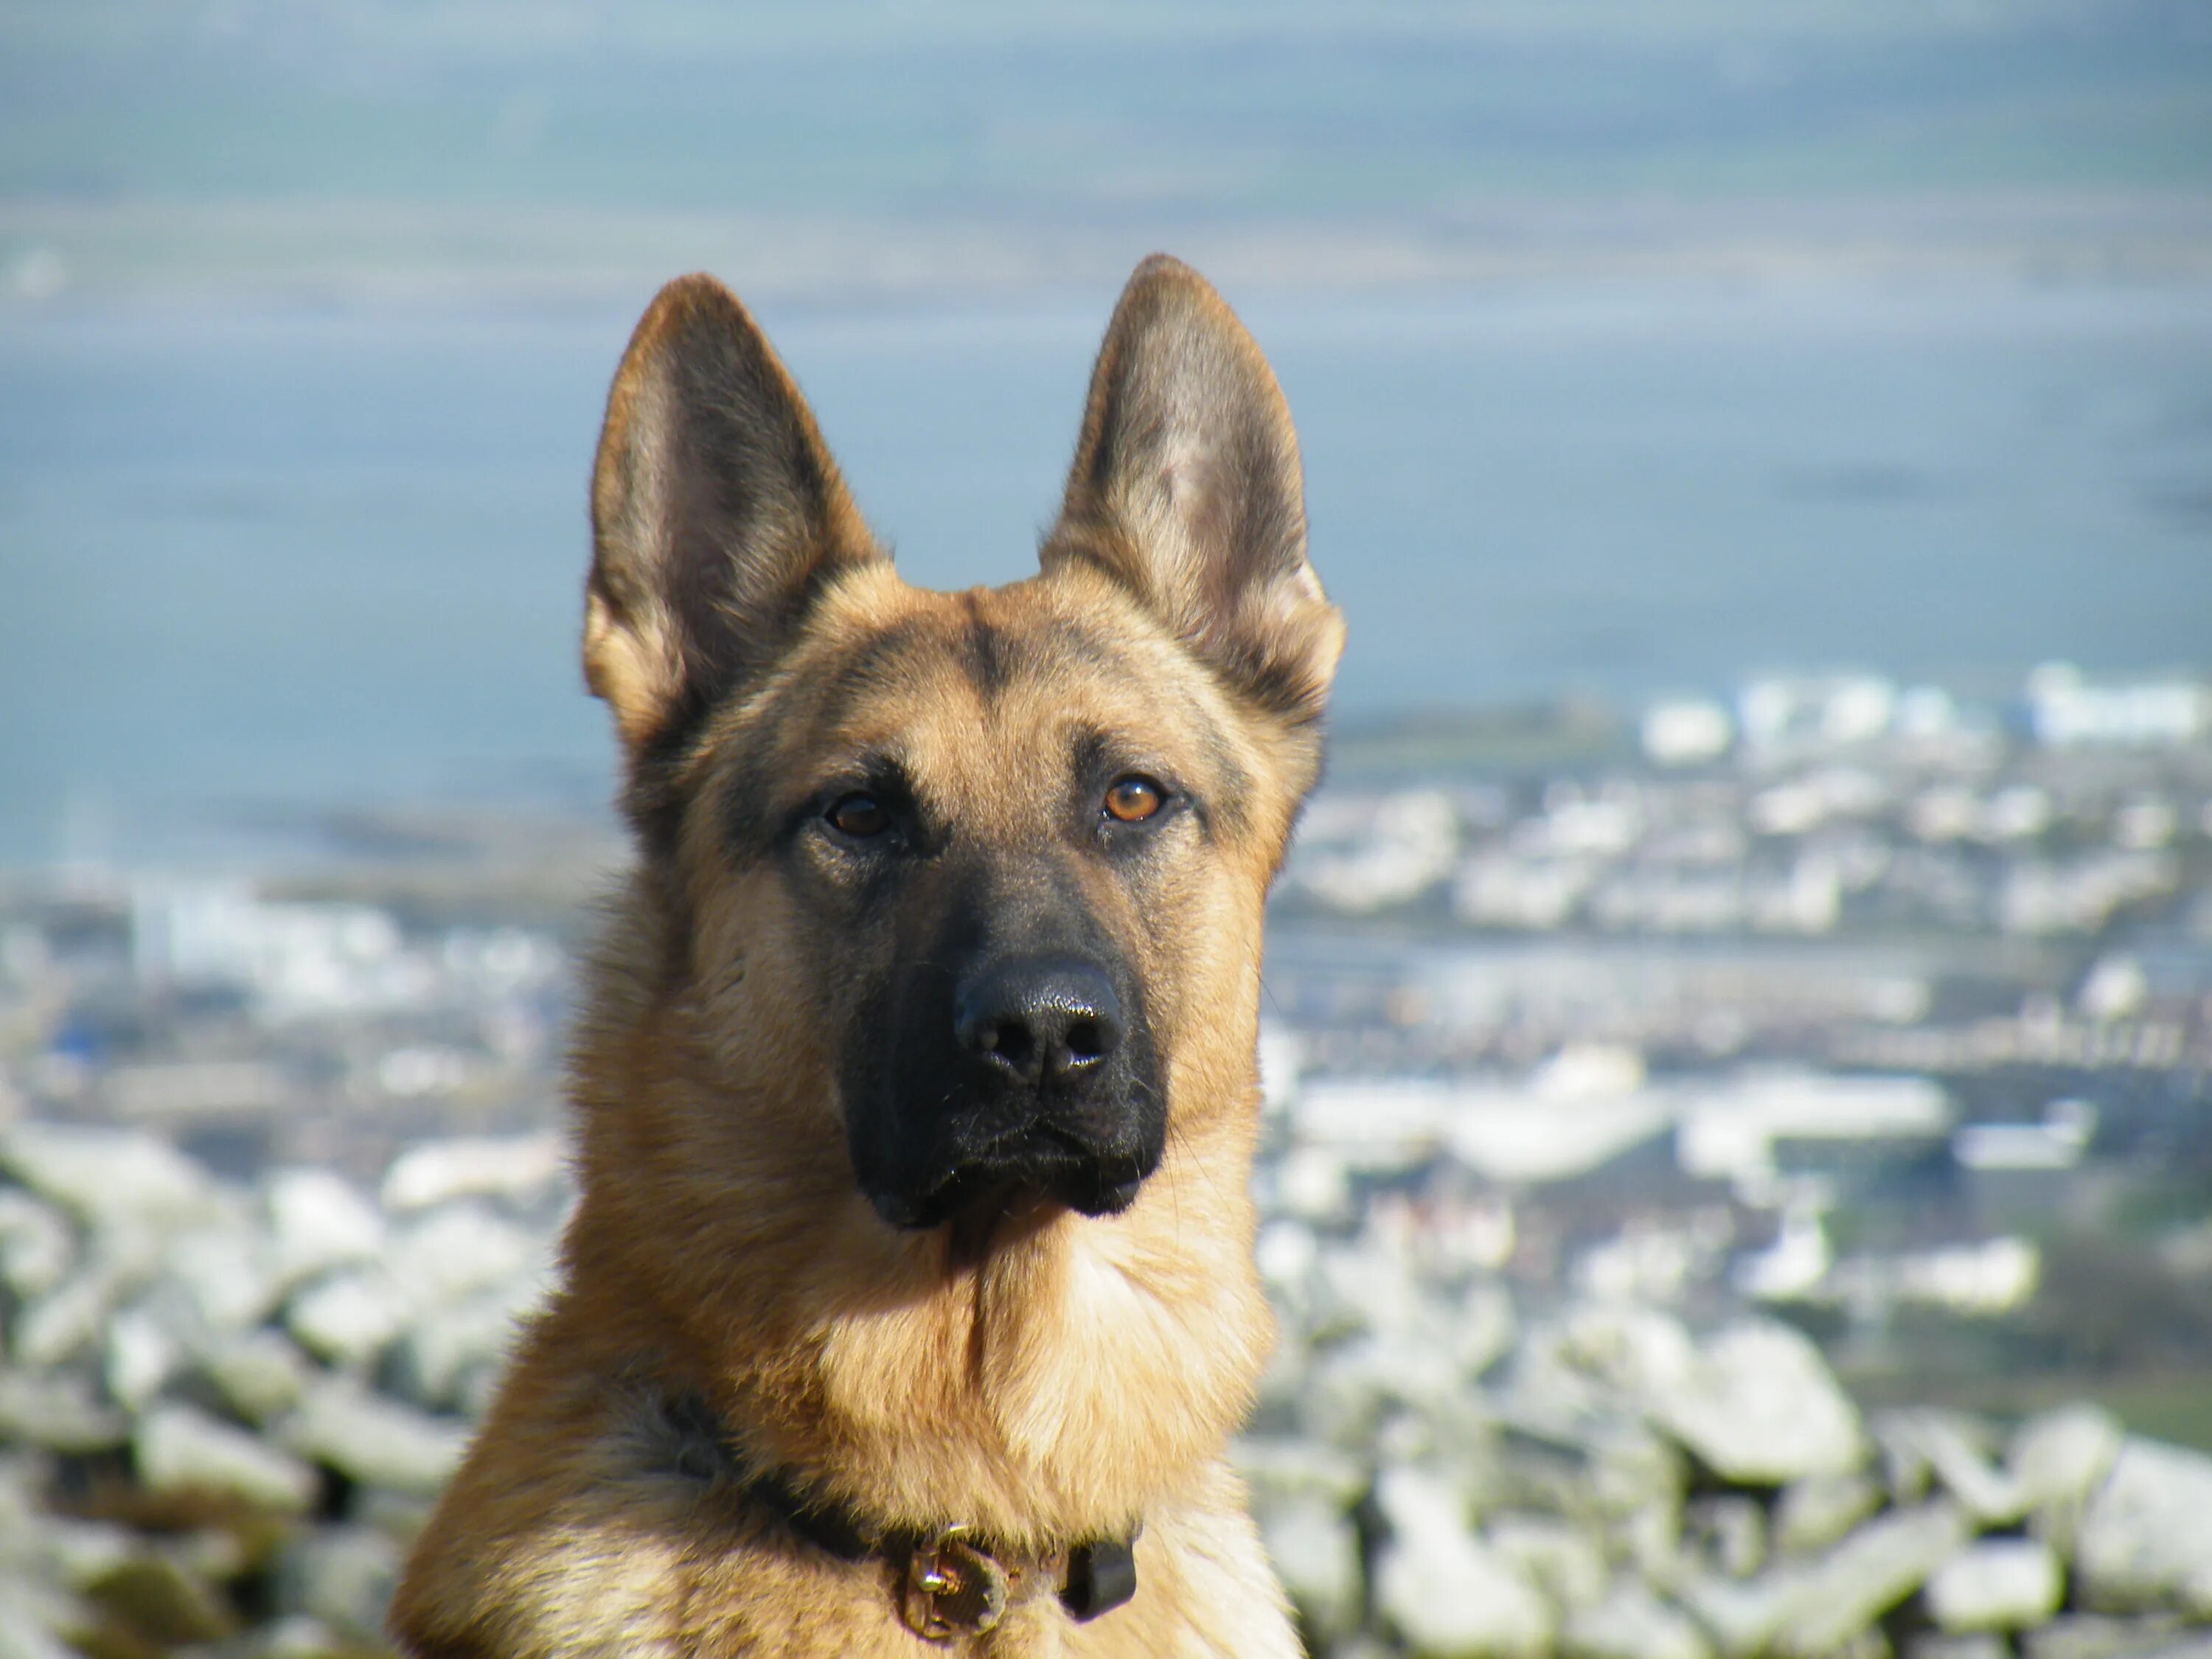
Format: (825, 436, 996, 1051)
(1063, 1020, 1105, 1065)
(987, 1020, 1037, 1070)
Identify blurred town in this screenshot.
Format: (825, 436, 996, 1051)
(4, 661, 2212, 1657)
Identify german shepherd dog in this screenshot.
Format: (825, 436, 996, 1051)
(391, 255, 1342, 1657)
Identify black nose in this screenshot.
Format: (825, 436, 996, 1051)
(955, 957, 1123, 1087)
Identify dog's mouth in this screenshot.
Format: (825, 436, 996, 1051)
(864, 1124, 1156, 1232)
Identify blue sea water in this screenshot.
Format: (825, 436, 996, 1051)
(2, 280, 2208, 866)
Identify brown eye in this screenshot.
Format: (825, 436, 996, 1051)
(827, 794, 891, 838)
(1104, 776, 1166, 824)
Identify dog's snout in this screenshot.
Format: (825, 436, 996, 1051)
(955, 957, 1123, 1086)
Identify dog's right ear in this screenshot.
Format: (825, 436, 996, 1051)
(585, 274, 880, 767)
(1043, 256, 1342, 751)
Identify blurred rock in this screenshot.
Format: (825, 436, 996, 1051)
(136, 1402, 318, 1515)
(83, 1554, 238, 1646)
(1234, 1436, 1369, 1511)
(1541, 1303, 1697, 1401)
(1, 1124, 218, 1233)
(1562, 1579, 1712, 1659)
(2013, 1404, 2125, 1557)
(284, 1380, 467, 1498)
(0, 1587, 84, 1659)
(265, 1169, 386, 1289)
(2074, 1439, 2212, 1616)
(1647, 1321, 1864, 1487)
(105, 1307, 183, 1411)
(1681, 1495, 1767, 1579)
(380, 1133, 563, 1214)
(1906, 1636, 2011, 1659)
(285, 1270, 408, 1366)
(14, 1259, 131, 1370)
(166, 1223, 282, 1332)
(194, 1329, 315, 1425)
(0, 1192, 72, 1299)
(2021, 1614, 2203, 1659)
(1773, 1472, 1885, 1557)
(1674, 1500, 1970, 1659)
(0, 1372, 127, 1452)
(1486, 1512, 1609, 1610)
(389, 1203, 541, 1307)
(1773, 1501, 1973, 1659)
(1926, 1539, 2064, 1633)
(38, 1517, 136, 1592)
(1874, 1409, 2024, 1526)
(1371, 1465, 1554, 1657)
(1260, 1495, 1363, 1640)
(389, 1281, 538, 1413)
(275, 1525, 403, 1641)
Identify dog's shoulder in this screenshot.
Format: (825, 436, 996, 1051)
(389, 1308, 903, 1658)
(388, 1310, 697, 1658)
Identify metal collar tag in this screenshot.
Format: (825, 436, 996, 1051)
(899, 1527, 1009, 1641)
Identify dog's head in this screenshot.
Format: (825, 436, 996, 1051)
(581, 257, 1341, 1236)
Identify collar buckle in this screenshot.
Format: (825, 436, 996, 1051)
(898, 1526, 1009, 1643)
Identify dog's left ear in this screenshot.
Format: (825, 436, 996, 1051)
(585, 274, 881, 762)
(1044, 255, 1344, 742)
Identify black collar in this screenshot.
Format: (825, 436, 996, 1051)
(655, 1390, 1139, 1640)
(747, 1464, 1139, 1637)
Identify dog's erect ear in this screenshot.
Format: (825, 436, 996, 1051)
(585, 274, 880, 760)
(1044, 254, 1343, 733)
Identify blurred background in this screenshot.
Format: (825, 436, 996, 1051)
(3, 3, 2211, 1656)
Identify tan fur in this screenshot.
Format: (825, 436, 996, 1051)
(392, 257, 1340, 1658)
